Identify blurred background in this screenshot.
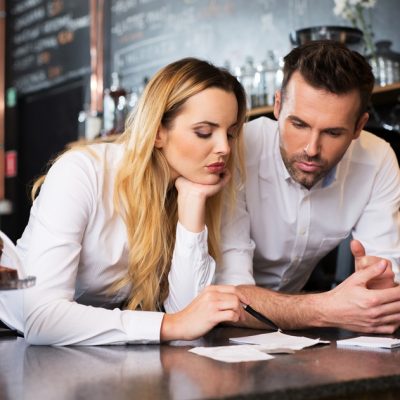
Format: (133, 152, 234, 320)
(0, 0, 399, 251)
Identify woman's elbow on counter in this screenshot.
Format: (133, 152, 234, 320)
(23, 305, 69, 346)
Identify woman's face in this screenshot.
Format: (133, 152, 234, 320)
(156, 87, 239, 185)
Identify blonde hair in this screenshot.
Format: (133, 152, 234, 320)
(33, 58, 247, 312)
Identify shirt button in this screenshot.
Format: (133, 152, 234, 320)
(299, 229, 306, 235)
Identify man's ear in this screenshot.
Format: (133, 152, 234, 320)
(154, 126, 167, 148)
(273, 90, 281, 120)
(354, 112, 369, 140)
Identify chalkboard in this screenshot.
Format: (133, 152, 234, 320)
(109, 0, 400, 91)
(7, 0, 91, 94)
(110, 0, 292, 89)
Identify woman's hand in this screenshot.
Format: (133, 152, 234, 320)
(175, 170, 231, 199)
(160, 285, 249, 341)
(175, 171, 231, 233)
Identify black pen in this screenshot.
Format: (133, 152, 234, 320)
(243, 304, 280, 331)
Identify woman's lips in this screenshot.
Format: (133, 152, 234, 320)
(207, 163, 226, 173)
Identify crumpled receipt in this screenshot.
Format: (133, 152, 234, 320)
(189, 345, 274, 363)
(230, 331, 329, 350)
(189, 331, 329, 363)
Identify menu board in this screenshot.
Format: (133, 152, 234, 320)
(109, 0, 293, 90)
(7, 0, 91, 94)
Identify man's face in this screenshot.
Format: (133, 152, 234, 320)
(274, 72, 368, 189)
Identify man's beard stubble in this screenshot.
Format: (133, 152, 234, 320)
(280, 146, 328, 190)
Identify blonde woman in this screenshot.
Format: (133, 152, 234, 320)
(7, 58, 248, 345)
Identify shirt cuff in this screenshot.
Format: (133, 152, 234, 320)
(121, 310, 164, 344)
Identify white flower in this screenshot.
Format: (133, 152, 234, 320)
(334, 0, 377, 20)
(333, 0, 377, 56)
(333, 0, 347, 16)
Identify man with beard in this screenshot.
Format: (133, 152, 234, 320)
(217, 40, 400, 334)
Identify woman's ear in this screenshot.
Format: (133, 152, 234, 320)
(154, 126, 167, 148)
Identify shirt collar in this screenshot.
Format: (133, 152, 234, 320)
(321, 165, 337, 188)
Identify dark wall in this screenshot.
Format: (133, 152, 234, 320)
(1, 79, 85, 241)
(3, 0, 91, 240)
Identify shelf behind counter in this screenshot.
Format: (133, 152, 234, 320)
(247, 82, 400, 119)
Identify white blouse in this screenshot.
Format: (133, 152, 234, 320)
(3, 142, 214, 345)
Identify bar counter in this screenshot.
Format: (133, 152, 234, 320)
(1, 327, 400, 400)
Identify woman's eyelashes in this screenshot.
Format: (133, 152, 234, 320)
(194, 129, 237, 140)
(194, 130, 212, 139)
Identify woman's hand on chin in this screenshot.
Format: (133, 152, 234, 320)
(175, 169, 231, 199)
(175, 171, 231, 233)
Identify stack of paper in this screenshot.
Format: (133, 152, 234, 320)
(336, 336, 400, 349)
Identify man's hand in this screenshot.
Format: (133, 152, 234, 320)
(234, 261, 400, 334)
(351, 239, 396, 289)
(320, 261, 400, 334)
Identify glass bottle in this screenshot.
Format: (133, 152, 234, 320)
(254, 62, 267, 107)
(373, 41, 400, 86)
(103, 72, 127, 135)
(240, 56, 257, 109)
(264, 50, 278, 106)
(275, 56, 284, 91)
(112, 72, 127, 134)
(102, 88, 115, 134)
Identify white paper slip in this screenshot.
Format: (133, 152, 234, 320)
(229, 331, 329, 351)
(336, 336, 400, 349)
(189, 345, 274, 363)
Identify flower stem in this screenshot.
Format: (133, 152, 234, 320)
(355, 4, 376, 58)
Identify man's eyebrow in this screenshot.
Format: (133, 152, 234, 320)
(287, 115, 347, 133)
(323, 126, 348, 134)
(287, 115, 310, 127)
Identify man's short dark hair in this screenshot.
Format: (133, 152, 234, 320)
(281, 40, 375, 118)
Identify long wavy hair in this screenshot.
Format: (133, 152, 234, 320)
(33, 58, 247, 312)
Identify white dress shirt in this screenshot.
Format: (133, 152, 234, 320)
(0, 142, 214, 345)
(216, 117, 400, 291)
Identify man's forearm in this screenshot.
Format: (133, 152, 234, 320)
(235, 262, 400, 334)
(237, 285, 324, 330)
